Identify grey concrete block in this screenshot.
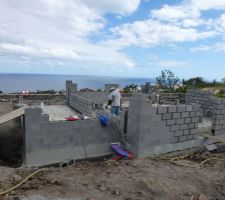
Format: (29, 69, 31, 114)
(185, 118, 191, 124)
(177, 105, 186, 112)
(181, 112, 189, 118)
(162, 113, 172, 120)
(189, 123, 195, 129)
(176, 118, 185, 125)
(179, 135, 187, 142)
(190, 111, 197, 117)
(180, 124, 188, 130)
(167, 119, 176, 126)
(171, 125, 180, 131)
(187, 135, 194, 140)
(157, 106, 168, 114)
(173, 113, 181, 119)
(186, 105, 192, 112)
(183, 129, 190, 135)
(168, 106, 177, 113)
(174, 130, 183, 136)
(191, 117, 200, 123)
(190, 129, 197, 135)
(170, 137, 179, 143)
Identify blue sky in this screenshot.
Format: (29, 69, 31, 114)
(0, 0, 225, 81)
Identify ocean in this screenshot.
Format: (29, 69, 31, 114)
(0, 74, 154, 93)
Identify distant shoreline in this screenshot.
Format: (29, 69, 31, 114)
(0, 74, 154, 93)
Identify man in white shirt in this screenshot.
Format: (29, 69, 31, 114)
(109, 88, 121, 116)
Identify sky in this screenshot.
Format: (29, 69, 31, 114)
(0, 0, 225, 80)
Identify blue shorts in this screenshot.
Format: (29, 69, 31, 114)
(111, 106, 120, 116)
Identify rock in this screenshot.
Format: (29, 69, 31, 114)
(11, 174, 22, 182)
(199, 194, 208, 200)
(190, 194, 208, 200)
(99, 185, 107, 192)
(111, 188, 120, 196)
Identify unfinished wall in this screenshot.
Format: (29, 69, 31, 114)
(211, 98, 225, 136)
(69, 94, 93, 115)
(0, 103, 22, 166)
(186, 89, 225, 136)
(127, 94, 202, 158)
(76, 91, 107, 108)
(24, 107, 122, 166)
(186, 89, 213, 116)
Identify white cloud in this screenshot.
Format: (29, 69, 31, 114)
(0, 0, 141, 72)
(190, 0, 225, 11)
(82, 0, 141, 15)
(151, 4, 200, 22)
(148, 54, 190, 67)
(191, 43, 225, 52)
(106, 19, 216, 48)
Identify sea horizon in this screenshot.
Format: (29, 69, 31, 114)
(0, 73, 154, 93)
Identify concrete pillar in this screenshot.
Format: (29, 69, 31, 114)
(66, 80, 77, 105)
(18, 95, 24, 105)
(66, 80, 72, 104)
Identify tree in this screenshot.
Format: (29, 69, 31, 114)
(156, 70, 179, 90)
(123, 84, 138, 93)
(183, 77, 206, 88)
(221, 78, 225, 84)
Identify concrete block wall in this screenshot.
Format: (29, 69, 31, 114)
(186, 89, 213, 116)
(76, 91, 107, 105)
(211, 98, 225, 135)
(127, 94, 202, 158)
(69, 94, 93, 115)
(24, 107, 121, 166)
(156, 104, 201, 143)
(186, 89, 225, 136)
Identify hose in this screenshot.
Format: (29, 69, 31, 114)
(149, 154, 225, 168)
(0, 168, 45, 196)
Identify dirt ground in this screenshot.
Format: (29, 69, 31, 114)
(1, 153, 225, 200)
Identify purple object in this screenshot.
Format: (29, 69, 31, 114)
(111, 143, 129, 157)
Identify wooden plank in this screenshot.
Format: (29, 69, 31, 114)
(199, 133, 225, 144)
(0, 107, 25, 125)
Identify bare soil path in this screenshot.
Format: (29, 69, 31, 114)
(1, 154, 225, 200)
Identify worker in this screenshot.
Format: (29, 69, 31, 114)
(105, 88, 114, 109)
(108, 87, 121, 116)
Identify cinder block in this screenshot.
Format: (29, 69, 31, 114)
(176, 118, 185, 125)
(173, 113, 181, 119)
(177, 105, 186, 112)
(187, 135, 194, 140)
(174, 130, 183, 136)
(189, 123, 195, 129)
(183, 129, 190, 135)
(185, 118, 191, 124)
(190, 129, 197, 135)
(171, 125, 180, 131)
(168, 106, 177, 113)
(180, 124, 188, 130)
(181, 112, 189, 118)
(191, 117, 200, 123)
(162, 113, 172, 120)
(167, 119, 176, 126)
(190, 111, 196, 117)
(170, 137, 179, 143)
(157, 106, 168, 114)
(179, 135, 187, 142)
(186, 105, 192, 112)
(192, 103, 201, 111)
